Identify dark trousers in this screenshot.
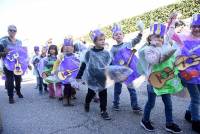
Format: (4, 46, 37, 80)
(85, 89, 107, 112)
(38, 76, 47, 92)
(64, 84, 73, 98)
(3, 67, 22, 97)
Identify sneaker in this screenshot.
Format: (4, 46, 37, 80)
(132, 106, 142, 113)
(192, 121, 200, 133)
(185, 110, 192, 123)
(58, 97, 63, 101)
(112, 105, 120, 111)
(101, 111, 111, 120)
(9, 97, 15, 104)
(165, 123, 182, 133)
(72, 96, 77, 100)
(84, 103, 90, 112)
(17, 93, 24, 98)
(140, 120, 155, 132)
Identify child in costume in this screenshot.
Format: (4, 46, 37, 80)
(110, 23, 143, 112)
(168, 13, 200, 133)
(76, 29, 111, 120)
(36, 46, 48, 94)
(52, 38, 78, 106)
(41, 45, 62, 99)
(138, 22, 182, 133)
(32, 46, 40, 89)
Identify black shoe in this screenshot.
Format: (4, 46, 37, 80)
(101, 111, 111, 120)
(17, 93, 24, 98)
(84, 103, 90, 112)
(44, 88, 48, 93)
(72, 96, 77, 100)
(140, 120, 154, 132)
(185, 110, 192, 123)
(9, 97, 15, 104)
(112, 105, 120, 111)
(192, 121, 200, 133)
(58, 97, 63, 101)
(165, 123, 182, 134)
(133, 106, 143, 113)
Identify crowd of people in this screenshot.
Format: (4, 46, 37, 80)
(0, 12, 199, 133)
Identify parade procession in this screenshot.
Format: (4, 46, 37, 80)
(0, 0, 199, 133)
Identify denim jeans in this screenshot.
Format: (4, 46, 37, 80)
(143, 84, 173, 124)
(113, 82, 138, 108)
(185, 83, 200, 121)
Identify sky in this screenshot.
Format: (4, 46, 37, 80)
(0, 0, 178, 45)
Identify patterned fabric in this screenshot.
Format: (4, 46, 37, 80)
(179, 40, 200, 84)
(151, 55, 183, 95)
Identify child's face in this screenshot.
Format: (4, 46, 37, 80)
(35, 51, 39, 55)
(150, 35, 164, 47)
(175, 25, 185, 33)
(112, 31, 124, 43)
(62, 45, 74, 54)
(94, 35, 105, 48)
(191, 25, 200, 37)
(49, 49, 56, 55)
(41, 48, 47, 54)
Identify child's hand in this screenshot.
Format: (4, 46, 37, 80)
(169, 12, 178, 21)
(51, 70, 55, 75)
(168, 12, 178, 27)
(28, 65, 32, 70)
(136, 20, 144, 33)
(42, 72, 47, 78)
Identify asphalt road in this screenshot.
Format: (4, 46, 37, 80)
(0, 79, 197, 134)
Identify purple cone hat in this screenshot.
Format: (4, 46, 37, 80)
(150, 22, 166, 37)
(4, 47, 29, 75)
(58, 55, 80, 84)
(112, 47, 140, 84)
(111, 23, 122, 35)
(89, 29, 104, 41)
(191, 14, 200, 26)
(64, 38, 73, 46)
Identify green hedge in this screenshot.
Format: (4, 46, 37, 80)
(82, 0, 200, 42)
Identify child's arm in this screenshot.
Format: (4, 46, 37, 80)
(52, 59, 61, 73)
(52, 54, 63, 73)
(76, 50, 90, 79)
(76, 62, 86, 79)
(166, 12, 184, 47)
(131, 33, 143, 47)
